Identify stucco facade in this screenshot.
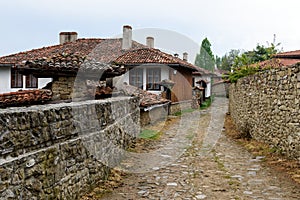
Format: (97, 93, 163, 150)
(0, 66, 51, 93)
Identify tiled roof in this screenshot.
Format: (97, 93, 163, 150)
(256, 58, 300, 69)
(274, 50, 300, 59)
(0, 89, 52, 108)
(192, 67, 212, 76)
(119, 83, 170, 107)
(23, 54, 127, 79)
(114, 48, 198, 71)
(257, 50, 300, 68)
(0, 38, 146, 67)
(0, 39, 102, 65)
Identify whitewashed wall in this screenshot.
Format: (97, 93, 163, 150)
(0, 67, 11, 93)
(115, 65, 169, 95)
(0, 67, 52, 93)
(193, 75, 211, 98)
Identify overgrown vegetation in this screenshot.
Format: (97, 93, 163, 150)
(138, 129, 162, 140)
(226, 65, 260, 83)
(200, 96, 213, 109)
(173, 108, 196, 116)
(220, 35, 282, 83)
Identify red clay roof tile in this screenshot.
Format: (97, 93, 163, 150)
(274, 50, 300, 59)
(0, 89, 52, 108)
(256, 58, 300, 69)
(0, 38, 146, 66)
(114, 48, 198, 71)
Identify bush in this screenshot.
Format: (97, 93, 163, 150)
(227, 65, 259, 83)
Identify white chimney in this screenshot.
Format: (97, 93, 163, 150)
(183, 52, 188, 61)
(59, 32, 78, 44)
(146, 36, 154, 48)
(122, 25, 132, 50)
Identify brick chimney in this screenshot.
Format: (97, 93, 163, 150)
(183, 52, 188, 61)
(146, 36, 154, 48)
(59, 32, 78, 44)
(122, 25, 132, 50)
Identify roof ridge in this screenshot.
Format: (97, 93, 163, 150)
(276, 49, 300, 55)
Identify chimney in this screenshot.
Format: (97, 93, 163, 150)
(183, 52, 188, 61)
(146, 36, 154, 48)
(122, 25, 132, 50)
(59, 32, 78, 44)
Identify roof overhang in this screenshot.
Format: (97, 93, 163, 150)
(0, 64, 13, 67)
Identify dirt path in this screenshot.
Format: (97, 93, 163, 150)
(84, 97, 300, 200)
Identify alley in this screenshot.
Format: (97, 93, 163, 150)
(88, 98, 300, 200)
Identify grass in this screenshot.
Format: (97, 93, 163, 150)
(173, 108, 196, 116)
(138, 129, 162, 140)
(200, 97, 213, 109)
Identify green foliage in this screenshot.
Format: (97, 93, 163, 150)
(195, 38, 215, 72)
(200, 96, 213, 109)
(220, 49, 240, 71)
(233, 38, 281, 69)
(227, 65, 260, 83)
(215, 55, 222, 69)
(138, 129, 162, 140)
(222, 35, 282, 83)
(219, 35, 281, 73)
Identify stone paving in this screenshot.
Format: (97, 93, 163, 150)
(99, 97, 300, 200)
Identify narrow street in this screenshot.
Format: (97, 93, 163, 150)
(93, 98, 300, 200)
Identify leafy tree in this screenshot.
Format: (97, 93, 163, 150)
(226, 35, 282, 83)
(215, 55, 222, 69)
(220, 35, 281, 71)
(233, 35, 281, 68)
(220, 49, 240, 71)
(195, 38, 215, 71)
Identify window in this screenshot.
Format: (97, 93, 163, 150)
(129, 68, 143, 89)
(146, 68, 161, 90)
(26, 74, 38, 88)
(11, 68, 23, 88)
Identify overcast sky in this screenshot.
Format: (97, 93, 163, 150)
(1, 0, 300, 62)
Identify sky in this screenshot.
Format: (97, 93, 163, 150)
(1, 0, 300, 63)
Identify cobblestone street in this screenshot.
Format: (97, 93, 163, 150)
(94, 98, 300, 200)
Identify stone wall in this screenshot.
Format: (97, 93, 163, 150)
(0, 96, 139, 199)
(140, 104, 169, 127)
(51, 77, 76, 100)
(229, 64, 300, 159)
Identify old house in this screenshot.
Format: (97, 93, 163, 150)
(0, 25, 203, 113)
(192, 67, 213, 99)
(0, 26, 146, 104)
(114, 45, 199, 103)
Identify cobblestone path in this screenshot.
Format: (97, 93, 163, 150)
(100, 97, 300, 200)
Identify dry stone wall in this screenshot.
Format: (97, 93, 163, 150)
(229, 64, 300, 160)
(0, 96, 139, 199)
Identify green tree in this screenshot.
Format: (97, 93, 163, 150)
(220, 49, 240, 71)
(233, 36, 281, 68)
(226, 35, 282, 83)
(215, 55, 222, 69)
(195, 38, 215, 71)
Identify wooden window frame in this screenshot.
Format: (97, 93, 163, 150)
(26, 74, 38, 88)
(146, 68, 161, 91)
(11, 68, 23, 88)
(129, 68, 143, 89)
